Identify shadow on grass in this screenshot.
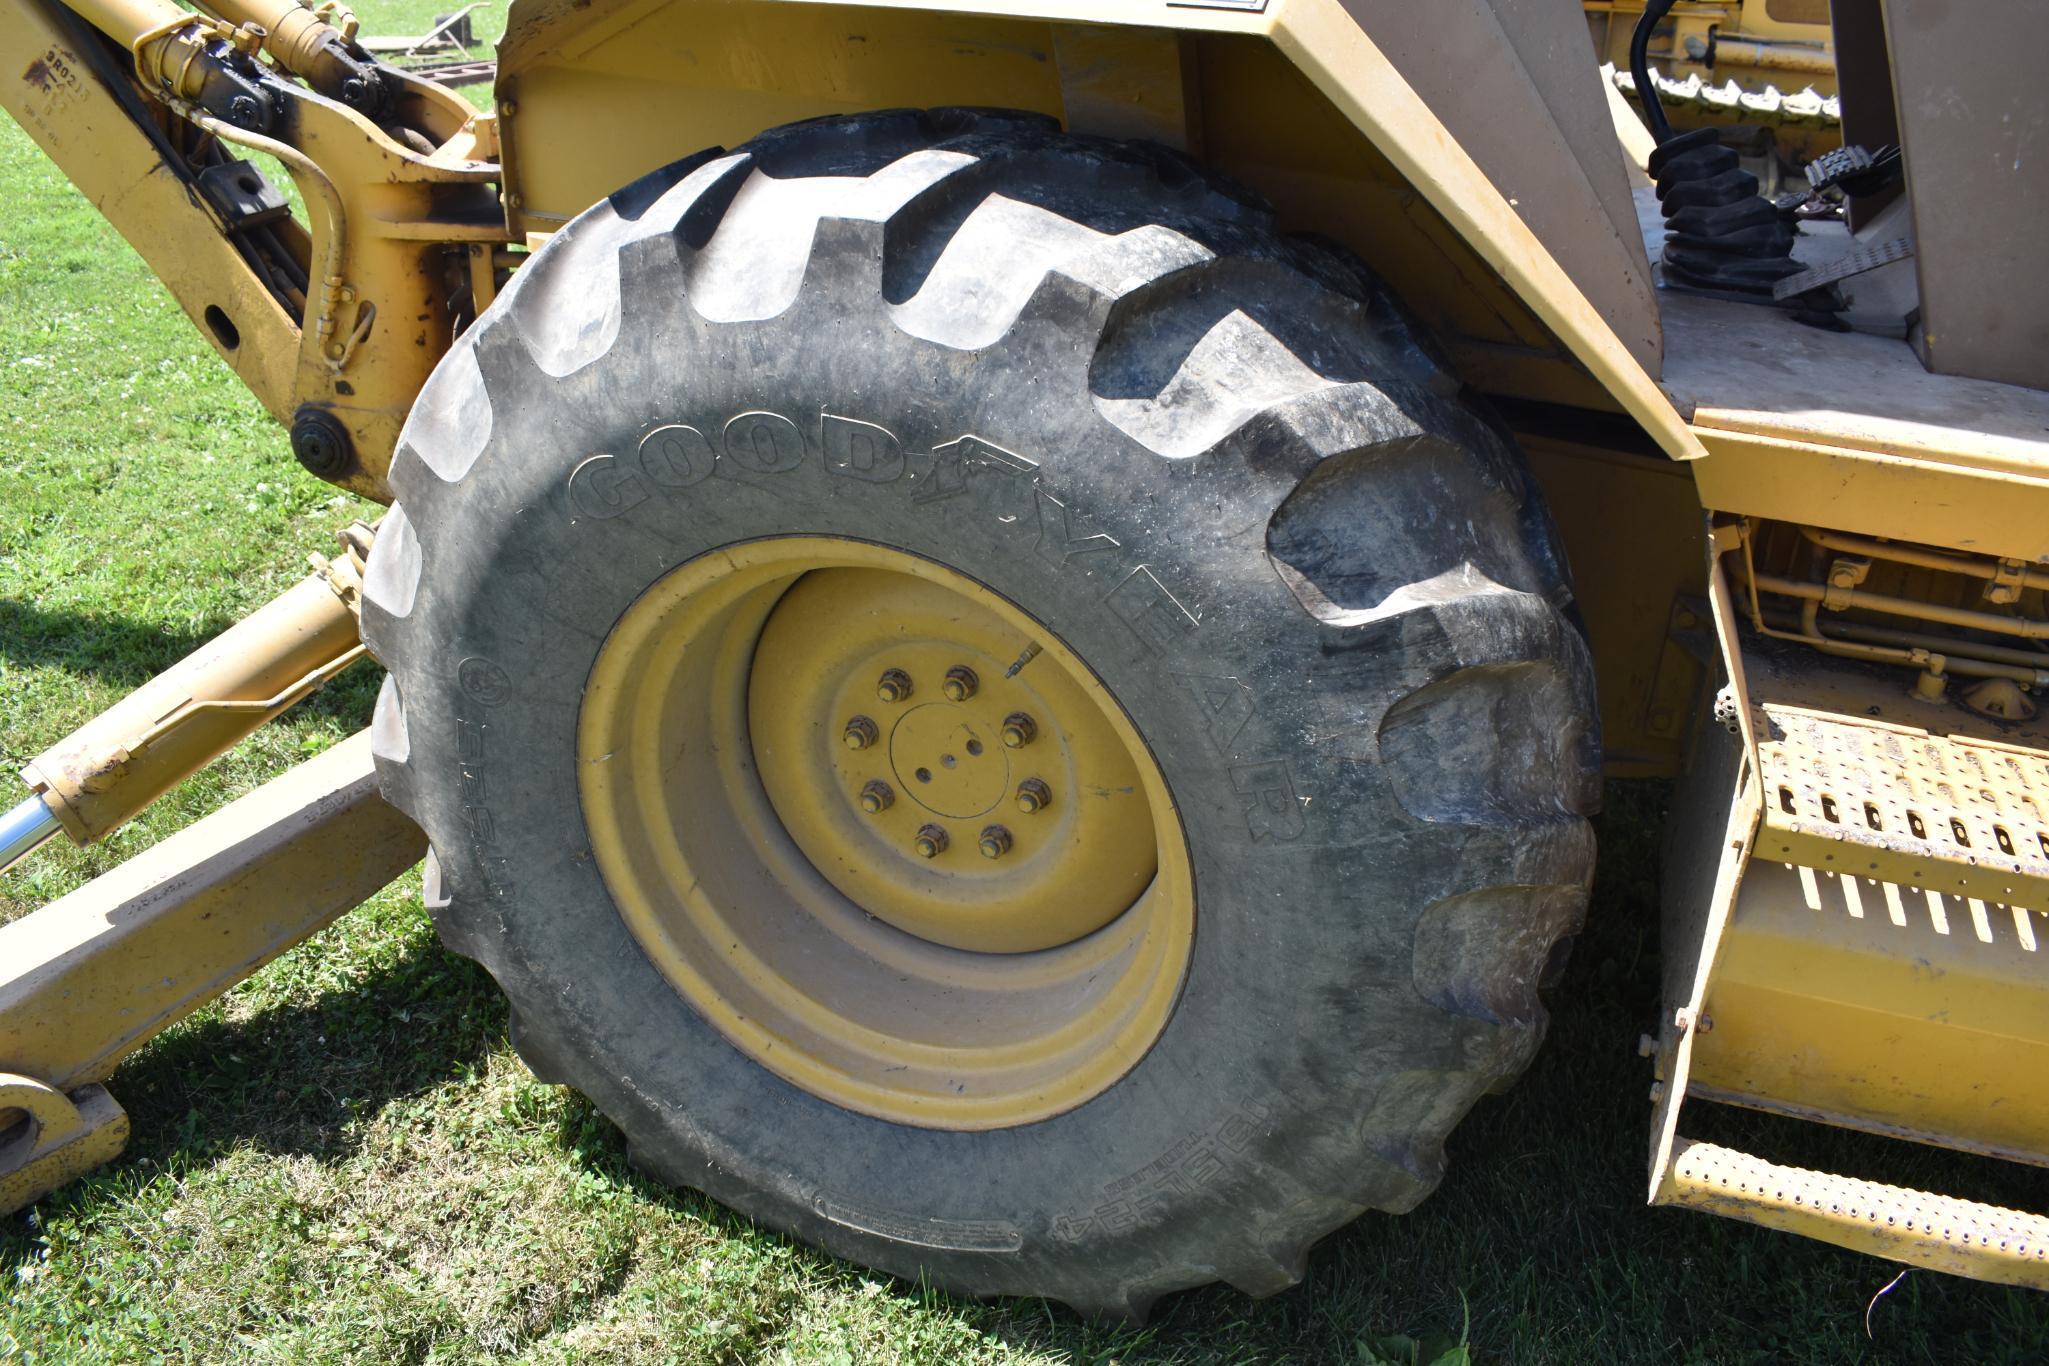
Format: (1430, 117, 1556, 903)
(0, 600, 229, 687)
(106, 942, 503, 1168)
(0, 931, 504, 1283)
(0, 597, 383, 729)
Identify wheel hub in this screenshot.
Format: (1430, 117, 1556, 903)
(576, 538, 1193, 1128)
(887, 703, 1002, 819)
(748, 568, 1156, 953)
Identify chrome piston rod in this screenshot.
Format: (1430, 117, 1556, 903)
(0, 795, 60, 875)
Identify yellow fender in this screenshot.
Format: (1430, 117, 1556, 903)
(494, 0, 1703, 460)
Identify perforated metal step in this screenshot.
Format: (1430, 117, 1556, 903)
(1664, 1139, 2049, 1290)
(1755, 702, 2049, 910)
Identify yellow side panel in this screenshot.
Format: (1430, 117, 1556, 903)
(1523, 437, 1707, 778)
(1690, 428, 2049, 567)
(500, 2, 1069, 227)
(1692, 858, 2049, 1168)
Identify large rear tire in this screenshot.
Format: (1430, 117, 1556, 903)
(362, 109, 1599, 1318)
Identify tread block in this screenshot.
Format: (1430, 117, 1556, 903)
(1380, 659, 1598, 825)
(360, 502, 420, 621)
(396, 342, 491, 485)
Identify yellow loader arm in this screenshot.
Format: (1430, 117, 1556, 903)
(1, 0, 510, 498)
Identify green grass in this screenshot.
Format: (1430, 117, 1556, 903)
(4, 19, 2049, 1361)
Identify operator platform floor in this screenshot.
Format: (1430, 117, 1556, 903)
(1634, 184, 2049, 478)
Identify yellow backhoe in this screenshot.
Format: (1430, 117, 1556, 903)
(4, 0, 2046, 1315)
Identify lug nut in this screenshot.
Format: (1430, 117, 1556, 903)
(942, 665, 979, 702)
(978, 825, 1013, 860)
(858, 780, 894, 814)
(1000, 712, 1037, 748)
(913, 824, 949, 859)
(842, 715, 879, 751)
(1014, 778, 1051, 814)
(876, 668, 913, 703)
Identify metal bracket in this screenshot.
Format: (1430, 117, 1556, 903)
(1820, 553, 1871, 611)
(1987, 558, 2028, 607)
(0, 1074, 129, 1214)
(193, 159, 292, 234)
(1648, 534, 1763, 1199)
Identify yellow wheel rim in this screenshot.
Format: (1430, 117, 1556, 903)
(578, 538, 1194, 1129)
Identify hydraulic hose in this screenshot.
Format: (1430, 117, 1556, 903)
(1631, 0, 1680, 144)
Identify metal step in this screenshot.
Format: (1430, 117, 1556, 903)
(1755, 701, 2049, 911)
(1663, 1139, 2049, 1290)
(1652, 589, 2049, 1291)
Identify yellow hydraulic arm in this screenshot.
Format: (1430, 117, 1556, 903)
(1, 0, 510, 498)
(0, 525, 425, 1214)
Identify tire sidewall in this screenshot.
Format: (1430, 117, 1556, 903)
(391, 288, 1453, 1296)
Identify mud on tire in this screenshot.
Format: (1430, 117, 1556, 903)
(362, 109, 1600, 1319)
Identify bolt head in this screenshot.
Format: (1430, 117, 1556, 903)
(941, 665, 979, 702)
(978, 825, 1013, 860)
(877, 668, 913, 704)
(913, 824, 948, 859)
(841, 716, 878, 751)
(858, 780, 894, 814)
(1000, 712, 1037, 748)
(1015, 778, 1050, 814)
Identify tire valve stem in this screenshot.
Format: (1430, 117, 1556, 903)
(842, 716, 879, 751)
(1014, 778, 1051, 814)
(942, 665, 979, 702)
(858, 780, 894, 814)
(913, 824, 948, 859)
(978, 825, 1013, 860)
(876, 669, 913, 704)
(1003, 642, 1042, 678)
(1000, 712, 1037, 749)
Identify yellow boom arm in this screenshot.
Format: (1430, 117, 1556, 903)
(1, 0, 508, 498)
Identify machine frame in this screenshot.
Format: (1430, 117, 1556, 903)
(5, 0, 2048, 1293)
